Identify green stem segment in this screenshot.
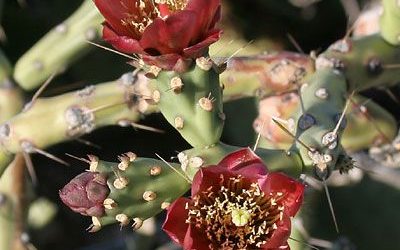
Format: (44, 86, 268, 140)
(151, 60, 224, 148)
(13, 0, 103, 90)
(380, 0, 400, 45)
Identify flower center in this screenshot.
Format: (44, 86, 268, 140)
(231, 208, 251, 227)
(121, 0, 188, 36)
(186, 175, 285, 249)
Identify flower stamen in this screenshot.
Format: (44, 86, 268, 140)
(186, 176, 285, 249)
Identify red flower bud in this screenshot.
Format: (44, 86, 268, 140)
(59, 172, 110, 217)
(93, 0, 221, 71)
(163, 148, 305, 249)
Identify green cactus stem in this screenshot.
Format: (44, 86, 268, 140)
(0, 73, 153, 154)
(380, 0, 400, 45)
(318, 34, 400, 91)
(13, 0, 103, 90)
(220, 52, 314, 101)
(253, 94, 396, 152)
(150, 59, 224, 148)
(85, 154, 190, 231)
(0, 166, 16, 250)
(290, 69, 348, 179)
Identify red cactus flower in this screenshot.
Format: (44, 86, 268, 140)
(59, 172, 110, 217)
(93, 0, 221, 71)
(163, 148, 304, 249)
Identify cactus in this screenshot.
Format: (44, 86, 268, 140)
(60, 154, 190, 231)
(13, 0, 103, 90)
(149, 62, 224, 148)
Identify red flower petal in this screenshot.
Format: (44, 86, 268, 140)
(191, 165, 226, 196)
(218, 148, 268, 177)
(103, 25, 144, 54)
(186, 0, 221, 41)
(162, 197, 191, 245)
(258, 172, 305, 216)
(140, 11, 197, 55)
(183, 225, 211, 250)
(94, 0, 138, 38)
(261, 213, 291, 249)
(183, 29, 221, 58)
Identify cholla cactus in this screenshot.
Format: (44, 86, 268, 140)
(0, 0, 399, 249)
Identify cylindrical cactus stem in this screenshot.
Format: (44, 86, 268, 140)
(221, 52, 314, 101)
(0, 72, 154, 154)
(290, 69, 348, 180)
(0, 166, 16, 250)
(254, 93, 397, 152)
(178, 142, 303, 179)
(0, 50, 23, 178)
(318, 34, 400, 91)
(13, 0, 103, 90)
(150, 59, 224, 148)
(60, 154, 190, 231)
(380, 0, 400, 45)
